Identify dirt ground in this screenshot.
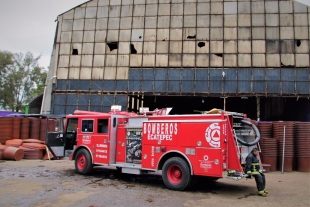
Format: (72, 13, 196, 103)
(0, 159, 309, 207)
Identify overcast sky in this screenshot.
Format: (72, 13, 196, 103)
(0, 0, 87, 69)
(0, 0, 309, 70)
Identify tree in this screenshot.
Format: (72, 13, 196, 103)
(0, 50, 13, 75)
(0, 51, 47, 112)
(0, 51, 13, 106)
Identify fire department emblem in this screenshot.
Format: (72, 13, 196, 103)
(205, 123, 221, 148)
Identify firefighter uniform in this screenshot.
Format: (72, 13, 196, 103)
(245, 149, 267, 196)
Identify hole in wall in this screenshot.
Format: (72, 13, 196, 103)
(107, 42, 118, 51)
(139, 36, 142, 39)
(281, 62, 294, 68)
(198, 42, 205, 48)
(187, 35, 196, 39)
(215, 53, 223, 57)
(72, 49, 78, 55)
(296, 40, 301, 47)
(130, 44, 137, 54)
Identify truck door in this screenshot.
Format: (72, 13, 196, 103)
(46, 117, 66, 157)
(93, 119, 110, 164)
(64, 118, 78, 154)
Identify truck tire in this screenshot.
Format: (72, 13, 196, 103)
(75, 149, 93, 175)
(162, 157, 192, 191)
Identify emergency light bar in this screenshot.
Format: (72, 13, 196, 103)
(139, 107, 149, 114)
(111, 105, 122, 112)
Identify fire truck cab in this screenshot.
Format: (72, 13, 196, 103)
(65, 106, 260, 190)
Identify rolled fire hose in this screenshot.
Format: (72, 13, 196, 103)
(235, 119, 261, 146)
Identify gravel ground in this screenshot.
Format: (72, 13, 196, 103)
(0, 159, 309, 207)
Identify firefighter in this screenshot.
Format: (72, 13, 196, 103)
(245, 148, 268, 197)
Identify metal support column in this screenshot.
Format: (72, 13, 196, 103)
(256, 97, 261, 121)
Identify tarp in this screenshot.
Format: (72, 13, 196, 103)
(0, 110, 23, 117)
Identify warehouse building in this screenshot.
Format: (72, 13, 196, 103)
(41, 0, 310, 121)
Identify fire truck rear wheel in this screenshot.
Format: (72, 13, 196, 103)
(75, 149, 93, 175)
(162, 157, 192, 191)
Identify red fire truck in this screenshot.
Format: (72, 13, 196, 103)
(65, 106, 260, 190)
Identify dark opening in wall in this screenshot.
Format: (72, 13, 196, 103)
(72, 49, 78, 55)
(198, 42, 205, 48)
(296, 40, 301, 47)
(139, 36, 142, 39)
(107, 42, 118, 51)
(281, 62, 294, 68)
(187, 35, 196, 39)
(215, 53, 223, 57)
(130, 44, 137, 54)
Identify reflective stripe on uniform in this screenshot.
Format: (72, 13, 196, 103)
(251, 163, 260, 174)
(258, 190, 265, 194)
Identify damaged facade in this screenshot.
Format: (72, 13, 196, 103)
(42, 0, 310, 121)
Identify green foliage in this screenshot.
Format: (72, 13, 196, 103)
(0, 50, 13, 75)
(0, 51, 47, 112)
(0, 50, 13, 93)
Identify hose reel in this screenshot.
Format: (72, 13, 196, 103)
(235, 119, 261, 146)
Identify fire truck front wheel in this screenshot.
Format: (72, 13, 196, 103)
(162, 157, 192, 191)
(75, 149, 93, 175)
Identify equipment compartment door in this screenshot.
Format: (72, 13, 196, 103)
(126, 128, 142, 164)
(93, 119, 110, 164)
(195, 148, 223, 177)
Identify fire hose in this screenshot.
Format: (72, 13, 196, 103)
(235, 119, 261, 146)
